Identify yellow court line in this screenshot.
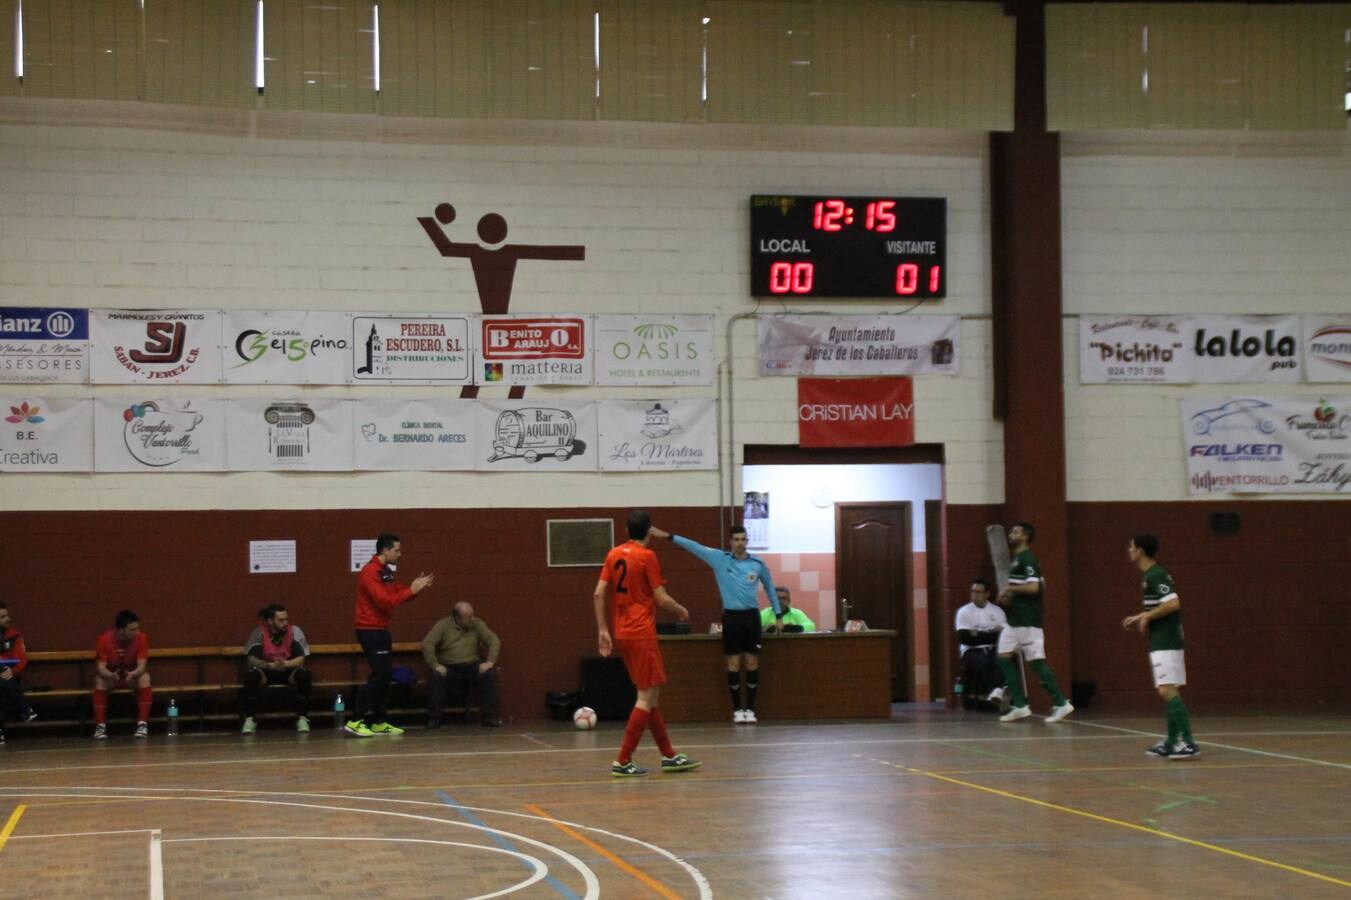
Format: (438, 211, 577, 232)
(0, 805, 27, 854)
(898, 764, 1351, 890)
(524, 803, 682, 900)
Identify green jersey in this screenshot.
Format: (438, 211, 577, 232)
(1006, 548, 1043, 628)
(1141, 563, 1184, 651)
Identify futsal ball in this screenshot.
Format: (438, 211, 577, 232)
(573, 706, 597, 730)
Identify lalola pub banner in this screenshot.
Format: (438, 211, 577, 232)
(1183, 396, 1351, 494)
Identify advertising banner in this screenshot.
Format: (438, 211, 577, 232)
(593, 315, 715, 386)
(597, 399, 717, 471)
(477, 316, 593, 386)
(0, 397, 93, 471)
(474, 401, 598, 472)
(1187, 315, 1303, 383)
(0, 307, 90, 384)
(1302, 315, 1351, 383)
(94, 398, 227, 471)
(1183, 395, 1351, 494)
(226, 398, 354, 471)
(797, 377, 914, 447)
(90, 309, 224, 384)
(759, 315, 958, 377)
(352, 399, 477, 471)
(350, 314, 472, 385)
(223, 310, 352, 384)
(1079, 315, 1193, 383)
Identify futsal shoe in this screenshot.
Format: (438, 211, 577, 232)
(742, 709, 758, 724)
(368, 722, 405, 736)
(344, 719, 375, 738)
(93, 723, 108, 740)
(22, 708, 37, 723)
(986, 686, 1006, 703)
(296, 716, 310, 733)
(1045, 702, 1075, 723)
(241, 717, 257, 735)
(1168, 742, 1200, 760)
(611, 761, 648, 777)
(1145, 742, 1172, 759)
(661, 754, 702, 773)
(733, 709, 747, 723)
(999, 705, 1031, 722)
(134, 721, 149, 738)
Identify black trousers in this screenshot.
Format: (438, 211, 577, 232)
(0, 675, 31, 726)
(961, 646, 1005, 696)
(240, 666, 312, 718)
(355, 629, 393, 721)
(428, 664, 498, 720)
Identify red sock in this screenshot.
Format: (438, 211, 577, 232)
(647, 707, 676, 758)
(93, 689, 108, 725)
(136, 686, 152, 722)
(617, 707, 650, 764)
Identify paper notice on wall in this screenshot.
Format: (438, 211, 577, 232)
(597, 399, 717, 471)
(249, 540, 296, 574)
(758, 314, 958, 376)
(744, 491, 770, 550)
(90, 309, 224, 384)
(350, 540, 377, 572)
(0, 397, 93, 472)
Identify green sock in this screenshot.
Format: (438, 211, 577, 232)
(997, 657, 1026, 707)
(1164, 703, 1179, 746)
(1167, 696, 1193, 744)
(1029, 659, 1067, 706)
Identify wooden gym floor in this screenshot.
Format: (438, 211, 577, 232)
(2, 708, 1349, 899)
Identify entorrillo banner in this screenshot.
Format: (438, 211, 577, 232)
(758, 315, 959, 377)
(1182, 395, 1351, 494)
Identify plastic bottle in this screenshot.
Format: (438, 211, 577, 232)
(166, 698, 179, 737)
(953, 676, 965, 700)
(333, 693, 346, 730)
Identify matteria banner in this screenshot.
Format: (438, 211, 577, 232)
(1302, 315, 1351, 383)
(350, 314, 472, 385)
(475, 401, 598, 472)
(0, 307, 90, 384)
(598, 399, 717, 471)
(90, 309, 224, 384)
(1079, 315, 1193, 383)
(352, 399, 477, 471)
(477, 316, 593, 386)
(798, 377, 914, 447)
(223, 310, 352, 384)
(94, 398, 227, 471)
(594, 315, 714, 386)
(1183, 395, 1351, 494)
(1189, 315, 1303, 383)
(0, 398, 93, 471)
(226, 398, 354, 471)
(759, 315, 959, 376)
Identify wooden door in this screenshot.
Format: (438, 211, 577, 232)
(836, 502, 912, 702)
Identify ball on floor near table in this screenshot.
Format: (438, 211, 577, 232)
(573, 706, 597, 730)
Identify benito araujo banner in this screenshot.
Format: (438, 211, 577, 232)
(1183, 395, 1351, 494)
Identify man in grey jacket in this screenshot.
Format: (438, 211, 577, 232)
(422, 601, 503, 728)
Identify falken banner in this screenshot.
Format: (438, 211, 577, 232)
(352, 399, 477, 471)
(597, 399, 717, 471)
(474, 401, 598, 472)
(226, 398, 354, 471)
(0, 307, 89, 384)
(476, 316, 593, 386)
(0, 397, 93, 471)
(90, 310, 224, 384)
(1183, 395, 1351, 494)
(758, 315, 959, 377)
(93, 398, 227, 471)
(1081, 315, 1303, 384)
(593, 316, 715, 386)
(223, 310, 352, 384)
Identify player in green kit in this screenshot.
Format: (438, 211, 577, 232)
(1123, 533, 1198, 759)
(994, 522, 1073, 723)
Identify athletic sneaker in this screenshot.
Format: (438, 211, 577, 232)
(611, 761, 648, 777)
(999, 705, 1032, 722)
(1168, 742, 1200, 760)
(1145, 742, 1172, 759)
(0, 729, 6, 744)
(1045, 702, 1075, 723)
(241, 717, 258, 735)
(660, 753, 702, 773)
(986, 686, 1006, 703)
(134, 721, 149, 738)
(367, 722, 405, 736)
(742, 709, 758, 724)
(93, 723, 108, 740)
(344, 719, 375, 738)
(22, 708, 37, 723)
(296, 716, 310, 733)
(733, 709, 747, 723)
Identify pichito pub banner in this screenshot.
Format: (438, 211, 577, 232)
(223, 310, 352, 384)
(225, 398, 355, 471)
(0, 397, 93, 472)
(1080, 314, 1304, 384)
(351, 399, 477, 471)
(593, 315, 715, 386)
(759, 314, 959, 377)
(0, 307, 89, 384)
(797, 377, 915, 448)
(350, 314, 473, 385)
(476, 316, 593, 386)
(93, 398, 228, 472)
(1182, 395, 1351, 494)
(474, 401, 599, 472)
(89, 309, 224, 384)
(597, 399, 718, 471)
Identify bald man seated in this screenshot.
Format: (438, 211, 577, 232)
(422, 601, 503, 728)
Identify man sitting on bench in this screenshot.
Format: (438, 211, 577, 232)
(93, 610, 152, 739)
(241, 604, 313, 734)
(0, 602, 38, 744)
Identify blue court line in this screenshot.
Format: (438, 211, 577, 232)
(435, 790, 580, 900)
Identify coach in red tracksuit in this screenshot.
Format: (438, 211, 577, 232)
(0, 602, 37, 744)
(346, 532, 434, 737)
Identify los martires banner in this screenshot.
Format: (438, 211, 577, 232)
(1183, 395, 1351, 494)
(598, 399, 717, 471)
(759, 315, 958, 377)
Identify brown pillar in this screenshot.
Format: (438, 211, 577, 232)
(990, 0, 1072, 687)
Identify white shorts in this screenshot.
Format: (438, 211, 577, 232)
(1149, 650, 1186, 687)
(996, 626, 1045, 661)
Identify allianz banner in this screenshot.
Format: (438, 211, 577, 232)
(1183, 396, 1351, 494)
(759, 315, 958, 377)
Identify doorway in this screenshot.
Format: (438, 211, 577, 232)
(836, 502, 912, 702)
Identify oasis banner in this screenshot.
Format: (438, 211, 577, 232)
(0, 397, 93, 471)
(597, 399, 717, 471)
(759, 315, 958, 377)
(594, 315, 714, 386)
(1183, 395, 1351, 494)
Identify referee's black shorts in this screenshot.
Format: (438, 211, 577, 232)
(722, 608, 762, 656)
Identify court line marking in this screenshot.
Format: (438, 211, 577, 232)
(0, 805, 26, 854)
(879, 760, 1351, 890)
(438, 790, 579, 900)
(525, 803, 682, 900)
(1065, 719, 1351, 771)
(148, 830, 163, 900)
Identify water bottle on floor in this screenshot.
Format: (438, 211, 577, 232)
(166, 698, 179, 737)
(333, 693, 346, 730)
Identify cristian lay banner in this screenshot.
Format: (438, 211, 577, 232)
(222, 311, 351, 384)
(594, 316, 715, 386)
(758, 315, 958, 377)
(1183, 396, 1351, 494)
(93, 398, 227, 471)
(1079, 316, 1193, 383)
(597, 399, 718, 471)
(226, 398, 354, 471)
(0, 398, 93, 471)
(352, 399, 477, 471)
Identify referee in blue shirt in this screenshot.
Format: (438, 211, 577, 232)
(650, 525, 782, 723)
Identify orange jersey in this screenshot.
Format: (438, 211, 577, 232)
(599, 540, 666, 640)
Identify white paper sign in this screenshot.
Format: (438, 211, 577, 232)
(477, 316, 593, 386)
(1189, 315, 1303, 383)
(249, 540, 297, 574)
(0, 397, 93, 471)
(594, 315, 714, 386)
(1183, 395, 1351, 494)
(475, 401, 598, 471)
(1079, 315, 1193, 383)
(758, 315, 959, 376)
(223, 310, 352, 384)
(598, 399, 718, 471)
(1302, 315, 1351, 383)
(94, 398, 227, 471)
(0, 307, 90, 384)
(226, 398, 354, 471)
(352, 399, 477, 471)
(90, 309, 224, 384)
(350, 314, 472, 384)
(350, 540, 377, 572)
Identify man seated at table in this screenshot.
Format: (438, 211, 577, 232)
(761, 587, 816, 633)
(955, 578, 1008, 709)
(422, 601, 503, 728)
(93, 610, 152, 739)
(241, 603, 313, 734)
